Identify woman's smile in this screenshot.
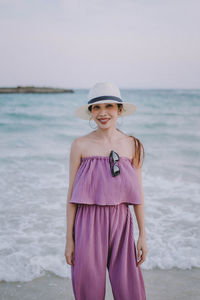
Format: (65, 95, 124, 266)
(98, 118, 111, 124)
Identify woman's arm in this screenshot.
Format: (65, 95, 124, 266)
(134, 167, 146, 237)
(133, 166, 148, 266)
(65, 139, 82, 265)
(66, 138, 82, 242)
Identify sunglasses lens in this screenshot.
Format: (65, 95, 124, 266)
(112, 152, 119, 162)
(113, 165, 120, 175)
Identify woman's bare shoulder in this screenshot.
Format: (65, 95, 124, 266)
(118, 132, 136, 158)
(73, 131, 95, 144)
(117, 129, 133, 141)
(71, 132, 95, 156)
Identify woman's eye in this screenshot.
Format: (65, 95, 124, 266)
(92, 104, 112, 109)
(92, 105, 99, 110)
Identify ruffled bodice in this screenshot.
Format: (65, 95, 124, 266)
(69, 155, 142, 206)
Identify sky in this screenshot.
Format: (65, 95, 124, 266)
(0, 0, 200, 89)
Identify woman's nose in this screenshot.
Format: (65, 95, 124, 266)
(99, 107, 108, 113)
(99, 111, 108, 116)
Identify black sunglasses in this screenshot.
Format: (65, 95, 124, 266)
(109, 150, 120, 177)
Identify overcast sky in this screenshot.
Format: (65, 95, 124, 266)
(0, 0, 199, 89)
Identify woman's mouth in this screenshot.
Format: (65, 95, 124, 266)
(98, 118, 110, 124)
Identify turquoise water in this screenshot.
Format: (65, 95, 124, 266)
(0, 89, 200, 282)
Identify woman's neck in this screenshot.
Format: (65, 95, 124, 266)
(93, 128, 121, 143)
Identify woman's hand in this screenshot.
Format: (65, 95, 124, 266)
(65, 239, 75, 266)
(136, 234, 148, 266)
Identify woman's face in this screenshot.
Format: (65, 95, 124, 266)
(90, 103, 121, 128)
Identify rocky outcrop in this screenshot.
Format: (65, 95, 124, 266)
(0, 86, 74, 93)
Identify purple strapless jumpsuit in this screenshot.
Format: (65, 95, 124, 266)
(69, 155, 146, 300)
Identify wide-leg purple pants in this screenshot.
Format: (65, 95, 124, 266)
(71, 203, 146, 300)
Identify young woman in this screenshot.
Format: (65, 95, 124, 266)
(65, 82, 147, 300)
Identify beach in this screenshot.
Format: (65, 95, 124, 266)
(0, 268, 199, 300)
(0, 90, 199, 299)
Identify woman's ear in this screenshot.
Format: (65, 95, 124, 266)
(118, 108, 122, 116)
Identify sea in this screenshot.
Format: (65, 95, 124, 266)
(0, 89, 200, 282)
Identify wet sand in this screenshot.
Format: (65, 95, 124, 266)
(0, 268, 199, 300)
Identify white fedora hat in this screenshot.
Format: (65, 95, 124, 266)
(74, 82, 137, 120)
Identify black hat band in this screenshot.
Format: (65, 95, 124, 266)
(88, 95, 123, 105)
